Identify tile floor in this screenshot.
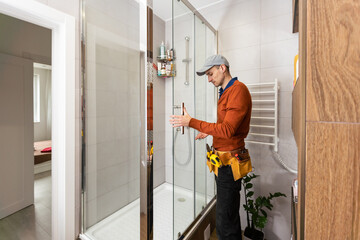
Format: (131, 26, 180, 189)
(0, 171, 51, 240)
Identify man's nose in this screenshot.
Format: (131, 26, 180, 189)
(208, 77, 212, 82)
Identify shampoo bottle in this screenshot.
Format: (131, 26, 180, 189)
(160, 41, 165, 58)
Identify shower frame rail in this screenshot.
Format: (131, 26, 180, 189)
(179, 0, 216, 34)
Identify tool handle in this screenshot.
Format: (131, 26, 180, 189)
(181, 102, 184, 135)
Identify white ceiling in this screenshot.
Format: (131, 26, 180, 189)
(152, 0, 233, 29)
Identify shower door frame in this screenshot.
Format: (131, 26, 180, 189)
(79, 0, 148, 239)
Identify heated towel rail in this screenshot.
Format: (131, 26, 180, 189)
(245, 79, 279, 152)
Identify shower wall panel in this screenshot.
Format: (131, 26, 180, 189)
(152, 13, 166, 189)
(83, 0, 141, 230)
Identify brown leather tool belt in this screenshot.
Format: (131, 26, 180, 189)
(210, 147, 252, 181)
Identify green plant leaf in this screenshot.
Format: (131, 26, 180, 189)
(245, 183, 253, 189)
(265, 205, 273, 211)
(246, 191, 254, 198)
(273, 192, 287, 198)
(243, 177, 251, 183)
(256, 215, 267, 229)
(255, 197, 262, 207)
(260, 209, 267, 218)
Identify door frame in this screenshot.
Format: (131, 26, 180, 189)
(0, 0, 76, 239)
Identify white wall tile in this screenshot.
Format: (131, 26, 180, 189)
(235, 69, 261, 84)
(98, 184, 129, 220)
(165, 166, 173, 183)
(154, 167, 165, 188)
(260, 65, 294, 91)
(97, 163, 129, 196)
(128, 178, 140, 202)
(34, 0, 48, 4)
(278, 91, 292, 118)
(261, 0, 292, 20)
(261, 38, 298, 68)
(219, 21, 260, 51)
(153, 148, 166, 170)
(48, 0, 79, 20)
(200, 0, 261, 31)
(261, 13, 295, 44)
(222, 45, 261, 72)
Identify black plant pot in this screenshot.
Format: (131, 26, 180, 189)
(244, 226, 264, 240)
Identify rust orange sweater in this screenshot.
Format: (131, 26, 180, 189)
(189, 80, 252, 151)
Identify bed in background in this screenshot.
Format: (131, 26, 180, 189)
(34, 140, 52, 165)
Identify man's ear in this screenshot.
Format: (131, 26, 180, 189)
(220, 64, 226, 73)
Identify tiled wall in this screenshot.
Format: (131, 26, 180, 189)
(203, 0, 298, 239)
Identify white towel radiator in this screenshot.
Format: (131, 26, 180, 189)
(245, 79, 279, 152)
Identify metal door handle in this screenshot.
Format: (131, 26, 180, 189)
(181, 102, 184, 135)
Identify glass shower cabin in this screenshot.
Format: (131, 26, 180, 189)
(80, 0, 217, 239)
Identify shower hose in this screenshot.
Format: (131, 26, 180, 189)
(174, 128, 192, 166)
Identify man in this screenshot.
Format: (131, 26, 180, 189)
(169, 54, 252, 240)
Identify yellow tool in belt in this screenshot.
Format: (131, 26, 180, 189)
(206, 144, 222, 168)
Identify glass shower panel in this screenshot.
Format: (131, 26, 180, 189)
(194, 15, 207, 217)
(205, 28, 217, 202)
(172, 0, 195, 238)
(81, 0, 141, 239)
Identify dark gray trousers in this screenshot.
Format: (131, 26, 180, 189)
(216, 165, 243, 240)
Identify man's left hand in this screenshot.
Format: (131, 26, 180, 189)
(169, 107, 191, 127)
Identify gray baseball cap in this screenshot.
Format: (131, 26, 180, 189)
(196, 54, 229, 76)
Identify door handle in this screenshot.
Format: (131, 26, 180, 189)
(181, 102, 184, 135)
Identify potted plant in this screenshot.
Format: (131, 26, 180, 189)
(242, 173, 286, 240)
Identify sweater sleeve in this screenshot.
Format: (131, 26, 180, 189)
(189, 85, 251, 138)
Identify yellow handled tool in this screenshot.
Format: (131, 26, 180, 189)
(206, 144, 222, 168)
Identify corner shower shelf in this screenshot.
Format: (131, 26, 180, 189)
(157, 56, 176, 78)
(245, 79, 279, 152)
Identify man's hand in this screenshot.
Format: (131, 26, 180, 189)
(169, 107, 191, 127)
(195, 132, 209, 140)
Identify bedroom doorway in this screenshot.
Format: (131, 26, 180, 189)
(33, 63, 53, 238)
(0, 13, 53, 239)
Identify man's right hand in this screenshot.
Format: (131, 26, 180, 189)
(195, 132, 209, 140)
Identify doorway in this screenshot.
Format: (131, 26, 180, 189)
(0, 0, 76, 239)
(0, 13, 53, 239)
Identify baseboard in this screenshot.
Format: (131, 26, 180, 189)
(34, 161, 51, 174)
